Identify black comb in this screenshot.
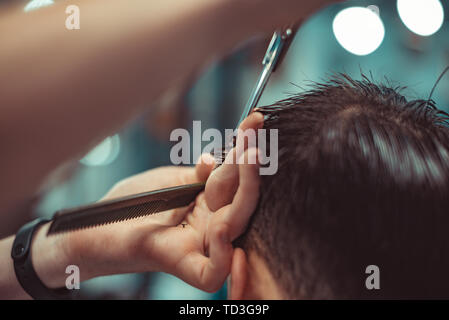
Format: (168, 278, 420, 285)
(47, 182, 205, 235)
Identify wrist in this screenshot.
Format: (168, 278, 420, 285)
(31, 223, 85, 289)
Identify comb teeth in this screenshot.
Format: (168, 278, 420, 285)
(47, 182, 205, 236)
(48, 200, 165, 235)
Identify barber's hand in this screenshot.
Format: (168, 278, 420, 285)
(32, 112, 263, 293)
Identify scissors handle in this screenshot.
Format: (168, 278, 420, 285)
(274, 23, 301, 72)
(236, 24, 299, 129)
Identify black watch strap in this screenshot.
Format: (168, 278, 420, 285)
(11, 218, 74, 300)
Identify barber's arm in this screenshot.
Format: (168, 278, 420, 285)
(0, 113, 263, 299)
(0, 0, 338, 219)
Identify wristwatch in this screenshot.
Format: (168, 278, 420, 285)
(11, 218, 74, 300)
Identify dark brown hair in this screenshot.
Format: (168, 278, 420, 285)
(236, 74, 449, 299)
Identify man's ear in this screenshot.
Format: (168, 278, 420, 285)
(228, 248, 248, 300)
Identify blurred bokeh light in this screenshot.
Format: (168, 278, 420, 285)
(397, 0, 444, 36)
(333, 6, 385, 55)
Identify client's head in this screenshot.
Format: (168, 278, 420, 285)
(230, 74, 449, 299)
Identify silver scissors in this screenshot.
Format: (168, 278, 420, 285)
(236, 24, 299, 128)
